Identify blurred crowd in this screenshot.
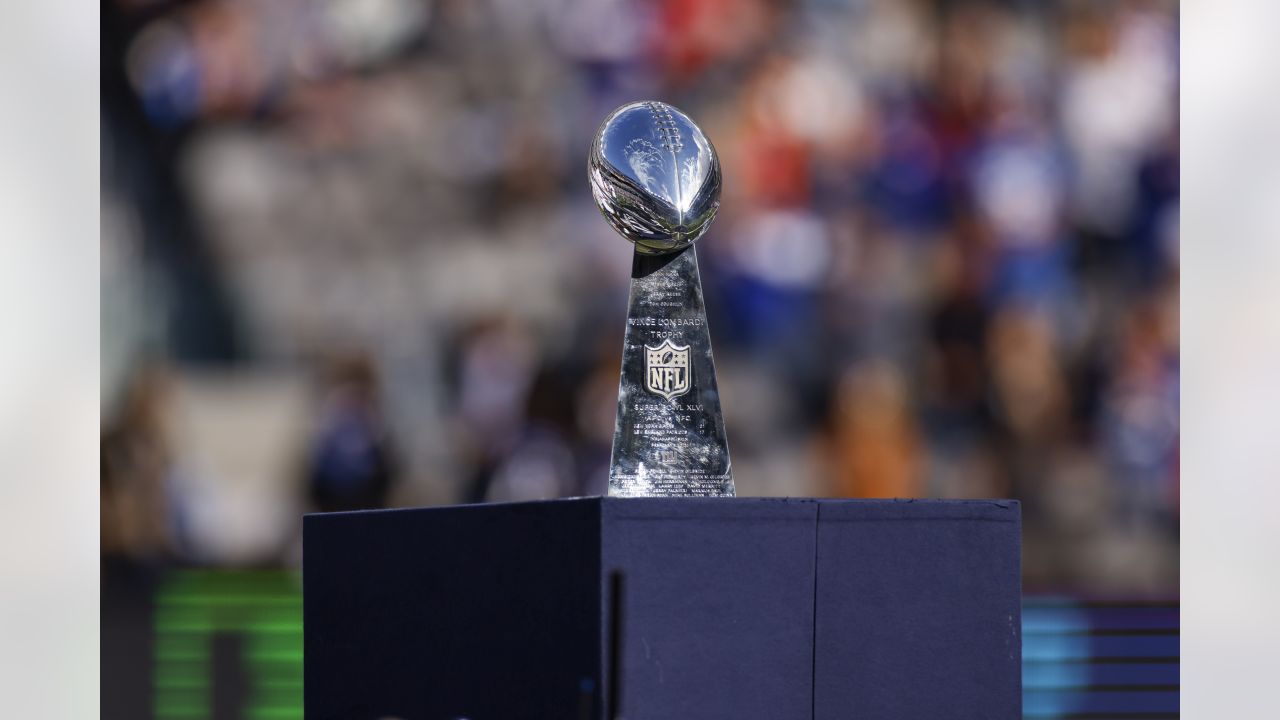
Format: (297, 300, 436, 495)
(102, 0, 1178, 594)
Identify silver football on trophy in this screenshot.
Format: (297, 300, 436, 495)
(589, 101, 722, 255)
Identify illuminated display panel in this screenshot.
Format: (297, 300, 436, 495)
(149, 572, 1178, 719)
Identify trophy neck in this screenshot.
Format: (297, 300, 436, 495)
(608, 246, 735, 498)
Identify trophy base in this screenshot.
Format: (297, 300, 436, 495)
(305, 497, 1021, 720)
(609, 247, 735, 497)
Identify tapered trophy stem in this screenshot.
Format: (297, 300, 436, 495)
(608, 246, 734, 497)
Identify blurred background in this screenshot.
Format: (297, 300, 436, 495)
(101, 0, 1179, 717)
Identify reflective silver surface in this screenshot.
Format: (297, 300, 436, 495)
(590, 102, 734, 498)
(589, 101, 722, 255)
(608, 248, 734, 497)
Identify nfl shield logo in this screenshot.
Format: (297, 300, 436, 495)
(644, 339, 692, 400)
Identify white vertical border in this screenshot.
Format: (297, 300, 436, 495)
(0, 3, 100, 717)
(1183, 0, 1280, 716)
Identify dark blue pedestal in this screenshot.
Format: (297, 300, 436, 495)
(304, 497, 1021, 719)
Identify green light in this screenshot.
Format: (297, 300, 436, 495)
(153, 570, 304, 720)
